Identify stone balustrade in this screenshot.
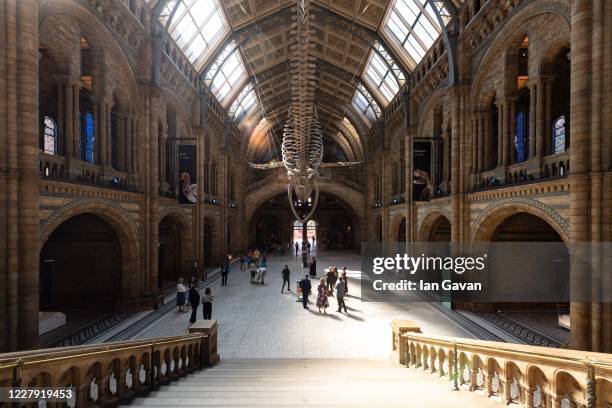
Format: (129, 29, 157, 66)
(392, 322, 612, 408)
(0, 329, 218, 407)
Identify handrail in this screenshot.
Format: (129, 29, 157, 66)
(392, 323, 612, 407)
(0, 332, 217, 406)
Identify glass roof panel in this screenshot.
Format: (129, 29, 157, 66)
(352, 82, 381, 126)
(362, 44, 403, 106)
(205, 41, 249, 107)
(383, 0, 448, 69)
(162, 0, 229, 70)
(228, 82, 259, 124)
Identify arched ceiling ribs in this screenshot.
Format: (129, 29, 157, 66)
(427, 0, 459, 86)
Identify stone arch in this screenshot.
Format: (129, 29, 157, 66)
(40, 200, 140, 301)
(471, 0, 570, 111)
(158, 208, 193, 282)
(471, 198, 569, 243)
(39, 0, 140, 94)
(391, 214, 407, 242)
(416, 87, 449, 138)
(418, 210, 452, 242)
(244, 180, 365, 235)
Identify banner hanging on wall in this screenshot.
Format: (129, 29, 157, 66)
(178, 144, 197, 204)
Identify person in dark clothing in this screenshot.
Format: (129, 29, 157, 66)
(221, 261, 229, 285)
(299, 275, 312, 309)
(188, 285, 200, 323)
(201, 287, 213, 320)
(239, 255, 245, 270)
(309, 257, 317, 277)
(295, 242, 299, 256)
(281, 265, 291, 293)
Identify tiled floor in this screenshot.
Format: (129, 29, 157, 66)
(135, 249, 476, 359)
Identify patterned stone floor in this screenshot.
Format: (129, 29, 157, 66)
(135, 249, 476, 359)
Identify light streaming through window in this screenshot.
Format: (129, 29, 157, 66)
(204, 41, 248, 106)
(352, 82, 381, 125)
(160, 0, 228, 70)
(228, 83, 259, 123)
(363, 50, 401, 105)
(383, 0, 447, 68)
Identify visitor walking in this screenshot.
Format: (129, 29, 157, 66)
(326, 268, 337, 292)
(309, 256, 317, 277)
(341, 266, 348, 294)
(316, 277, 329, 313)
(336, 277, 348, 313)
(202, 288, 214, 320)
(306, 241, 311, 254)
(239, 255, 245, 270)
(299, 274, 312, 309)
(176, 278, 187, 312)
(295, 241, 299, 256)
(221, 260, 229, 285)
(281, 265, 291, 293)
(257, 266, 267, 285)
(188, 284, 200, 323)
(249, 262, 257, 283)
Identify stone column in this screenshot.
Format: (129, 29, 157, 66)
(55, 80, 64, 154)
(2, 0, 40, 350)
(509, 99, 516, 164)
(535, 78, 546, 157)
(443, 127, 450, 183)
(478, 113, 485, 172)
(62, 78, 75, 158)
(568, 0, 592, 350)
(528, 82, 537, 159)
(98, 98, 108, 166)
(72, 81, 81, 160)
(450, 87, 461, 242)
(502, 100, 511, 166)
(497, 101, 503, 166)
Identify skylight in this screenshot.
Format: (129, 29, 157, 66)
(352, 82, 381, 125)
(383, 0, 447, 69)
(204, 41, 248, 107)
(363, 45, 404, 106)
(160, 0, 228, 70)
(228, 83, 259, 123)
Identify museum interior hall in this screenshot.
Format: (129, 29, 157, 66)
(1, 0, 611, 406)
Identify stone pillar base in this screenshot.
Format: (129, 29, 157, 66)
(391, 319, 421, 365)
(189, 320, 220, 366)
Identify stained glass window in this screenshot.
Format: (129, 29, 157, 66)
(43, 116, 58, 155)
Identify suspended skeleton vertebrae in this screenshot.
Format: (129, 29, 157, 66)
(249, 0, 360, 223)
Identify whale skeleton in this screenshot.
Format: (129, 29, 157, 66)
(248, 0, 360, 223)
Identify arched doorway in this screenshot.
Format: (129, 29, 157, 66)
(488, 212, 570, 341)
(254, 214, 284, 249)
(397, 217, 406, 242)
(429, 216, 451, 242)
(158, 216, 182, 289)
(40, 214, 121, 312)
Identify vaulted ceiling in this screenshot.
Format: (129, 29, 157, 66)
(148, 0, 462, 162)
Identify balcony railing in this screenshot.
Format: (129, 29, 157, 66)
(392, 320, 612, 408)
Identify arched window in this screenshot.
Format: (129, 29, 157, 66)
(42, 116, 58, 155)
(552, 115, 567, 155)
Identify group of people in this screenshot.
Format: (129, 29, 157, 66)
(294, 239, 313, 256)
(176, 277, 214, 323)
(240, 249, 268, 285)
(298, 266, 349, 314)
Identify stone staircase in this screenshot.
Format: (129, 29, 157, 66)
(125, 358, 497, 407)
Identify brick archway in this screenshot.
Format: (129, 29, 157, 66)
(418, 211, 452, 242)
(158, 209, 193, 285)
(40, 200, 140, 300)
(471, 201, 569, 243)
(391, 214, 407, 242)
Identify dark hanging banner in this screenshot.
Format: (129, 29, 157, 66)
(413, 141, 431, 201)
(178, 144, 197, 204)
